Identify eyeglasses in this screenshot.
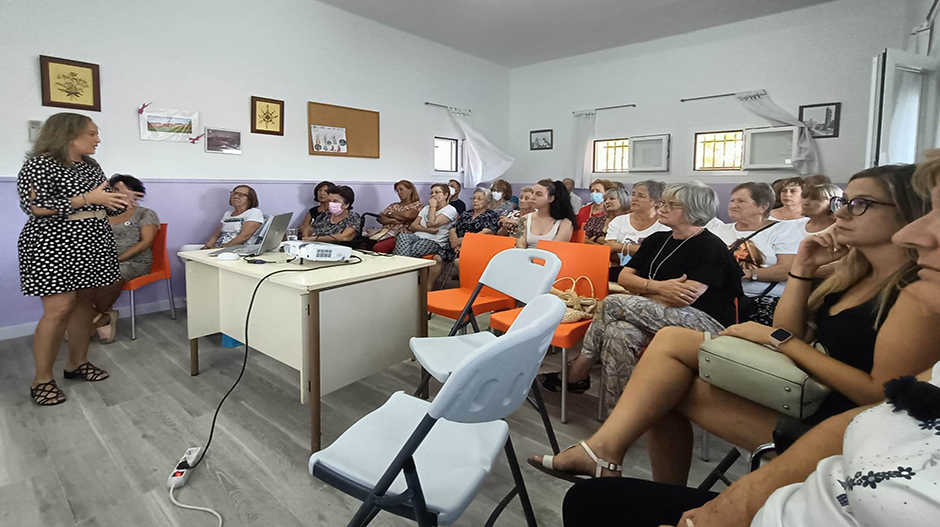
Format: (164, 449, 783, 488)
(829, 196, 895, 216)
(660, 201, 684, 211)
(230, 191, 249, 198)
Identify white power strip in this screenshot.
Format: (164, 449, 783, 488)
(167, 447, 201, 489)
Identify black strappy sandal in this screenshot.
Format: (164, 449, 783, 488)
(539, 372, 591, 394)
(63, 362, 109, 382)
(30, 380, 66, 406)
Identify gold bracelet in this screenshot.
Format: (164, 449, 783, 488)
(644, 279, 650, 294)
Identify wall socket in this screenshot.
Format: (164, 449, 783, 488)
(28, 120, 43, 142)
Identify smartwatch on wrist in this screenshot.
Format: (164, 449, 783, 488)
(769, 328, 793, 350)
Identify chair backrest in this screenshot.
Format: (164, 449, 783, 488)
(429, 294, 565, 423)
(150, 223, 170, 278)
(478, 248, 561, 303)
(457, 233, 516, 293)
(570, 228, 586, 244)
(536, 240, 610, 299)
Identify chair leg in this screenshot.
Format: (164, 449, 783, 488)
(485, 437, 537, 527)
(129, 289, 137, 340)
(696, 448, 740, 492)
(560, 347, 568, 424)
(414, 370, 432, 400)
(701, 430, 711, 462)
(749, 442, 776, 472)
(165, 278, 177, 320)
(529, 378, 560, 454)
(348, 501, 380, 527)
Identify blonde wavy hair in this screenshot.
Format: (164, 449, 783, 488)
(807, 164, 929, 328)
(913, 149, 940, 197)
(29, 113, 96, 169)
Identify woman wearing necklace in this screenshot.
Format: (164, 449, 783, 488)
(541, 182, 742, 402)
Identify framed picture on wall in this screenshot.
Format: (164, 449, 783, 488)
(530, 129, 553, 150)
(205, 128, 242, 155)
(139, 108, 199, 142)
(250, 96, 284, 135)
(40, 55, 101, 112)
(799, 102, 841, 138)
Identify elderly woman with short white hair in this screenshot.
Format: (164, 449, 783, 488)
(541, 182, 743, 405)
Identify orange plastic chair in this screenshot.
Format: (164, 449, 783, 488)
(426, 233, 517, 333)
(570, 228, 586, 244)
(489, 239, 610, 423)
(121, 223, 176, 340)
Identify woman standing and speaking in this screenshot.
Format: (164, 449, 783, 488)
(17, 113, 130, 406)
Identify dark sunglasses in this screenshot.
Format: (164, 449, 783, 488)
(829, 196, 895, 216)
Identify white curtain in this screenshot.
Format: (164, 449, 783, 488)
(571, 111, 596, 188)
(735, 90, 821, 175)
(447, 109, 514, 188)
(886, 68, 924, 164)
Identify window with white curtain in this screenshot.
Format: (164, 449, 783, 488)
(433, 137, 459, 172)
(593, 138, 630, 173)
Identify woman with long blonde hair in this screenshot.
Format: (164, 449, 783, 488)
(530, 164, 940, 493)
(17, 113, 130, 406)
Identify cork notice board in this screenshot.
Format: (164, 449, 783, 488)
(307, 101, 380, 158)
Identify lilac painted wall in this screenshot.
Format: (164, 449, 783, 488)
(0, 178, 738, 330)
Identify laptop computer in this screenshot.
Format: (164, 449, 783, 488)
(210, 212, 292, 257)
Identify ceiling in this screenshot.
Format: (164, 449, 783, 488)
(314, 0, 835, 67)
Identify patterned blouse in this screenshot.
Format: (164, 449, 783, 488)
(310, 211, 361, 238)
(491, 200, 517, 217)
(379, 200, 424, 233)
(453, 209, 499, 238)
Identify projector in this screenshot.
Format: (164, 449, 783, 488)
(280, 240, 352, 262)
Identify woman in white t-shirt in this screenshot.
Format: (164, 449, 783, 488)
(605, 180, 670, 281)
(199, 185, 264, 249)
(392, 183, 458, 282)
(793, 183, 844, 239)
(708, 182, 802, 325)
(769, 177, 804, 221)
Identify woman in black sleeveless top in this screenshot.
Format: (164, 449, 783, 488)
(529, 165, 940, 495)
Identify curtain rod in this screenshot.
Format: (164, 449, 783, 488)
(571, 103, 636, 115)
(425, 101, 471, 113)
(680, 92, 736, 103)
(929, 0, 939, 22)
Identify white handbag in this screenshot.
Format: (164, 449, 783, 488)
(698, 333, 831, 420)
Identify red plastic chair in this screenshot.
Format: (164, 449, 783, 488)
(121, 223, 176, 340)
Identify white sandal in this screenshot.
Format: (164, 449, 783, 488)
(526, 441, 622, 483)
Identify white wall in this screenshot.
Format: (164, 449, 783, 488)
(0, 0, 510, 182)
(506, 0, 917, 186)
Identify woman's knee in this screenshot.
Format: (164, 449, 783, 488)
(644, 327, 704, 366)
(41, 293, 78, 321)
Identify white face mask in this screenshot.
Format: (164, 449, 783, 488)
(492, 191, 503, 201)
(449, 186, 456, 196)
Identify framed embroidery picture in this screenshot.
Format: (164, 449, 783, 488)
(251, 96, 284, 135)
(40, 55, 101, 112)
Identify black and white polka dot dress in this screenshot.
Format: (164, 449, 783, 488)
(17, 155, 121, 297)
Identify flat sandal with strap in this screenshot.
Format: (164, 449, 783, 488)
(526, 441, 622, 483)
(63, 362, 109, 382)
(30, 380, 66, 406)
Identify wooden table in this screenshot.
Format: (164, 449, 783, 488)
(178, 249, 434, 452)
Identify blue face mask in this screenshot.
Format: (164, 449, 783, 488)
(591, 192, 604, 204)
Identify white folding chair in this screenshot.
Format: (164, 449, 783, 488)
(309, 295, 565, 527)
(413, 248, 561, 392)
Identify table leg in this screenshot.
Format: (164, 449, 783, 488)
(190, 338, 199, 376)
(417, 267, 430, 398)
(308, 291, 322, 452)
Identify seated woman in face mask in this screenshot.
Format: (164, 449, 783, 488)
(302, 185, 361, 242)
(577, 179, 616, 228)
(488, 179, 517, 217)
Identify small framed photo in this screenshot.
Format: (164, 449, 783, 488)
(40, 55, 101, 112)
(250, 96, 284, 135)
(139, 108, 199, 142)
(530, 129, 553, 150)
(799, 102, 841, 139)
(205, 128, 242, 155)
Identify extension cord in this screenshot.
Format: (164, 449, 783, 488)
(167, 447, 201, 489)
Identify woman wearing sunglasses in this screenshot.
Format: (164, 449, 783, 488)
(532, 165, 940, 511)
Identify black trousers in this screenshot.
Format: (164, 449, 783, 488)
(563, 477, 719, 527)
